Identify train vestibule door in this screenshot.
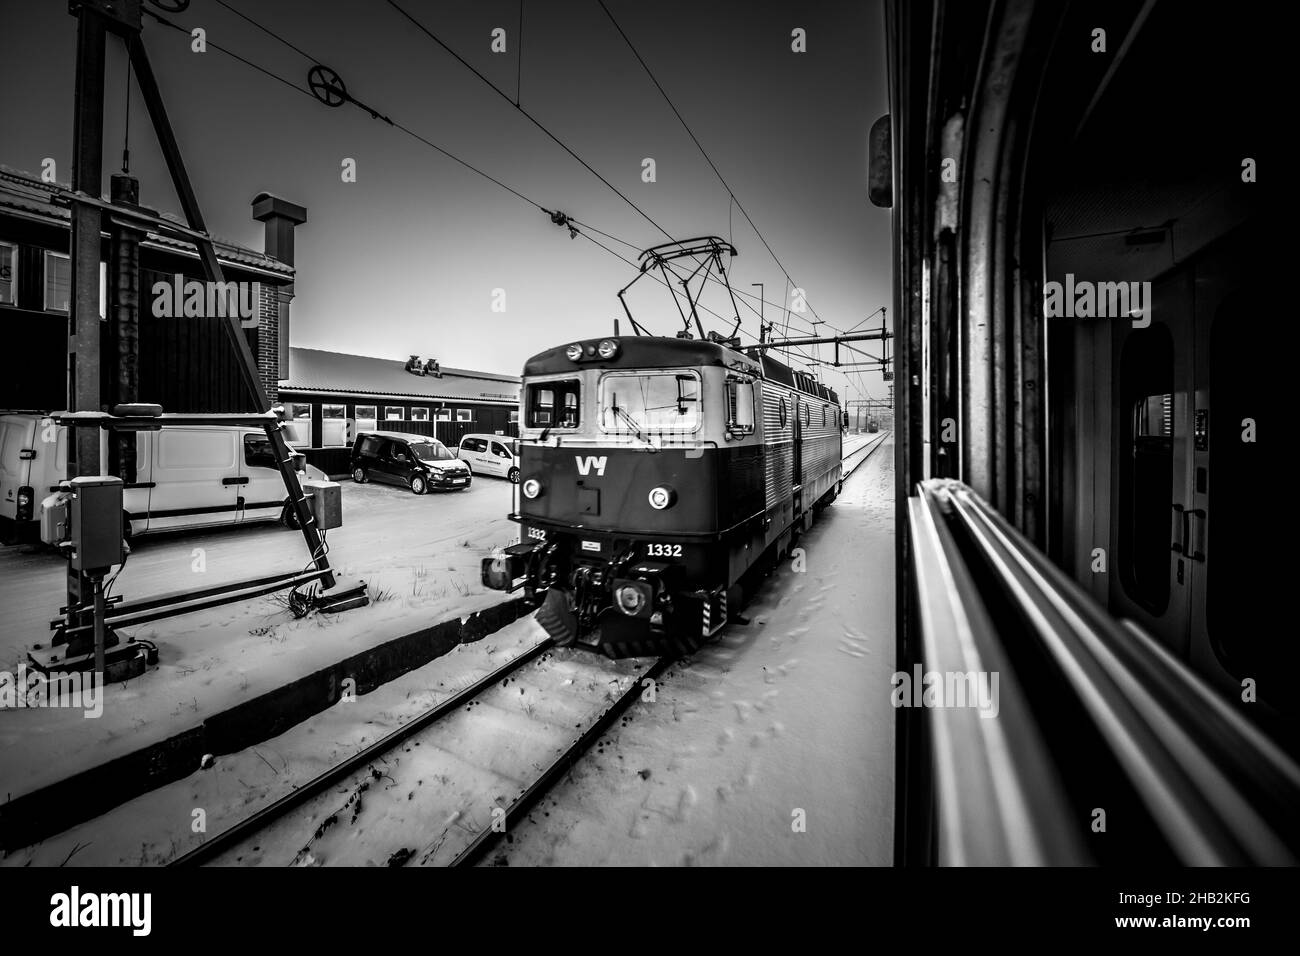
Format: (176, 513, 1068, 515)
(791, 395, 803, 514)
(1108, 268, 1196, 658)
(1183, 255, 1286, 708)
(1109, 242, 1282, 708)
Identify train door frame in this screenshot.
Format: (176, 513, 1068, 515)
(791, 393, 804, 516)
(1107, 269, 1195, 659)
(1184, 246, 1256, 695)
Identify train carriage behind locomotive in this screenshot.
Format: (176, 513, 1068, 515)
(482, 334, 843, 657)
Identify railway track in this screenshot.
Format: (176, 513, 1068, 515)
(168, 439, 884, 867)
(841, 431, 890, 479)
(169, 637, 666, 867)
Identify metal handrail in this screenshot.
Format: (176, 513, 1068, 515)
(908, 484, 1084, 865)
(911, 478, 1300, 865)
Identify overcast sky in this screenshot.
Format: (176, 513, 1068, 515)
(0, 0, 890, 401)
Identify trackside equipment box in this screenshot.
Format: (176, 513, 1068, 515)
(304, 480, 342, 531)
(69, 476, 124, 572)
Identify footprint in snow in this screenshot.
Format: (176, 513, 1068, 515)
(675, 785, 697, 822)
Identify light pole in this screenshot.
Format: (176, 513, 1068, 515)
(752, 283, 764, 342)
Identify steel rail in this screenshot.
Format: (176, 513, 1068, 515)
(450, 655, 672, 867)
(169, 636, 554, 866)
(842, 431, 891, 479)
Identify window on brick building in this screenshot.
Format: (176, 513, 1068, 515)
(0, 243, 16, 305)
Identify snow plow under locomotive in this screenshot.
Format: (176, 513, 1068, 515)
(481, 334, 844, 657)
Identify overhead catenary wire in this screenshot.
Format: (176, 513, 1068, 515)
(383, 0, 681, 248)
(141, 6, 777, 357)
(144, 6, 549, 213)
(143, 8, 320, 103)
(204, 0, 849, 366)
(566, 216, 842, 343)
(147, 2, 846, 384)
(594, 0, 845, 336)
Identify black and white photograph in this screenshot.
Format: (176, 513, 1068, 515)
(0, 0, 1292, 937)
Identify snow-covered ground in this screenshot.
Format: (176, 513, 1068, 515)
(0, 475, 521, 801)
(3, 438, 895, 866)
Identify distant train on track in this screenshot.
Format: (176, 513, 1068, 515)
(482, 334, 843, 657)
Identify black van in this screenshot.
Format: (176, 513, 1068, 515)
(350, 431, 472, 494)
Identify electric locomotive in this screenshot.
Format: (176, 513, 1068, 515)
(481, 333, 843, 657)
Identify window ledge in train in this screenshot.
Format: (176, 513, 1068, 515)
(904, 478, 1300, 867)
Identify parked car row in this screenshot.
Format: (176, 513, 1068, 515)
(348, 431, 519, 494)
(1, 414, 522, 546)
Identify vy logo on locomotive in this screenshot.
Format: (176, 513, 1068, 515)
(575, 455, 608, 476)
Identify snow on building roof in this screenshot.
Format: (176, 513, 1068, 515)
(279, 348, 520, 404)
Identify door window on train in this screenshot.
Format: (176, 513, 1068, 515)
(1118, 325, 1174, 615)
(526, 380, 580, 429)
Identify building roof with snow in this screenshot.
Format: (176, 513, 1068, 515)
(279, 347, 520, 406)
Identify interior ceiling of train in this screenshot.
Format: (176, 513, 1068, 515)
(1042, 1, 1263, 283)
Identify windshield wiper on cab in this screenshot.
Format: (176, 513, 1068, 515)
(609, 396, 657, 452)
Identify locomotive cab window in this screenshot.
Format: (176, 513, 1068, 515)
(599, 370, 701, 435)
(526, 379, 580, 428)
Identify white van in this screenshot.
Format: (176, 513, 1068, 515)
(456, 433, 520, 483)
(1, 412, 311, 543)
(1, 413, 72, 541)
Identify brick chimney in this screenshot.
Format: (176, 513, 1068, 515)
(251, 193, 308, 386)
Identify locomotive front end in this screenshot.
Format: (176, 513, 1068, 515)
(481, 336, 763, 658)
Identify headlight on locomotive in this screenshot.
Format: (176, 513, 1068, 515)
(647, 485, 676, 510)
(565, 343, 584, 361)
(522, 478, 543, 499)
(597, 338, 620, 359)
(612, 579, 655, 618)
